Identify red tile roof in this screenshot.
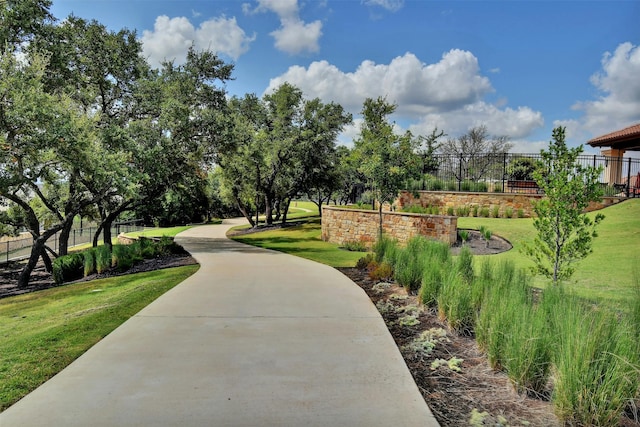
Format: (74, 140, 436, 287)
(588, 123, 640, 146)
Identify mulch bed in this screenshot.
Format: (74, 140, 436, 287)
(337, 267, 560, 426)
(0, 254, 197, 300)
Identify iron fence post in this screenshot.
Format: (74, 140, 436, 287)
(458, 155, 462, 191)
(627, 157, 632, 198)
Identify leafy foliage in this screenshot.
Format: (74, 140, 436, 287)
(523, 127, 605, 284)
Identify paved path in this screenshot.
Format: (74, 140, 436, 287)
(1, 219, 439, 426)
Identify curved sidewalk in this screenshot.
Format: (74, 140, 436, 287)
(1, 219, 439, 426)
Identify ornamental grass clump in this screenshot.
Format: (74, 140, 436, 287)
(83, 248, 96, 277)
(393, 236, 432, 293)
(95, 245, 111, 274)
(418, 242, 452, 307)
(548, 289, 640, 426)
(52, 253, 84, 284)
(436, 268, 475, 334)
(501, 300, 551, 396)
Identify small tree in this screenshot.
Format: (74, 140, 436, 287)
(524, 127, 604, 285)
(353, 97, 420, 237)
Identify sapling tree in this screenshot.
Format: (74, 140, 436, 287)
(523, 126, 605, 285)
(353, 97, 420, 237)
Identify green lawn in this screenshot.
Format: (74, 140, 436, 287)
(459, 199, 640, 307)
(233, 199, 640, 308)
(0, 265, 199, 412)
(230, 217, 366, 267)
(125, 225, 194, 238)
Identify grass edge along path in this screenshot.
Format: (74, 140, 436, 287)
(230, 217, 365, 268)
(0, 264, 199, 412)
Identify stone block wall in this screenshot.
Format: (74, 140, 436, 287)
(321, 206, 457, 248)
(396, 191, 622, 218)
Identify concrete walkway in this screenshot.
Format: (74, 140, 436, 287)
(1, 219, 439, 427)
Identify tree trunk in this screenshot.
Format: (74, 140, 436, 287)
(102, 219, 113, 249)
(92, 223, 103, 247)
(378, 201, 384, 239)
(280, 198, 291, 225)
(235, 198, 255, 227)
(41, 246, 54, 272)
(58, 220, 73, 256)
(17, 229, 58, 288)
(264, 194, 274, 225)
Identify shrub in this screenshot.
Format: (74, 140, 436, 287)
(342, 240, 367, 252)
(471, 205, 478, 217)
(369, 262, 394, 282)
(455, 206, 470, 217)
(428, 178, 444, 191)
(476, 260, 529, 369)
(507, 157, 539, 181)
(517, 208, 525, 218)
(446, 181, 457, 191)
(549, 291, 640, 426)
(456, 246, 474, 284)
(480, 207, 490, 218)
(355, 253, 374, 270)
(460, 180, 474, 192)
(458, 230, 469, 245)
(394, 236, 430, 293)
(420, 262, 445, 307)
(373, 235, 398, 265)
(83, 248, 96, 277)
(95, 245, 111, 274)
(446, 206, 454, 216)
(437, 269, 474, 334)
(491, 206, 500, 218)
(474, 182, 488, 192)
(502, 302, 551, 396)
(504, 207, 514, 219)
(52, 253, 84, 284)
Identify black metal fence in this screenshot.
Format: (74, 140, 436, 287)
(0, 220, 144, 265)
(408, 153, 640, 197)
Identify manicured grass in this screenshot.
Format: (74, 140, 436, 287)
(459, 199, 640, 307)
(0, 265, 199, 412)
(230, 218, 365, 267)
(125, 225, 194, 238)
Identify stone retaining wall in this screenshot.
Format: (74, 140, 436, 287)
(396, 191, 622, 218)
(321, 206, 457, 248)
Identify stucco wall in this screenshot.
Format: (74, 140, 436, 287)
(321, 206, 457, 248)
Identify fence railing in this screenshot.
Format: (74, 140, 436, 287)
(0, 220, 144, 265)
(409, 153, 640, 197)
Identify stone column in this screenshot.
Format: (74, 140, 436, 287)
(601, 148, 625, 185)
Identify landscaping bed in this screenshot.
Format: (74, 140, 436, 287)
(338, 266, 561, 426)
(0, 253, 197, 299)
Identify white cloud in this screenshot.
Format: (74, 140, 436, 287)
(363, 0, 404, 12)
(409, 102, 544, 140)
(141, 15, 255, 68)
(245, 0, 323, 54)
(571, 42, 640, 137)
(267, 50, 493, 114)
(271, 19, 322, 54)
(267, 49, 544, 144)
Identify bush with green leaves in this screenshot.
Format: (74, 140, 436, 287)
(52, 253, 84, 284)
(504, 207, 514, 219)
(355, 253, 375, 270)
(342, 240, 368, 252)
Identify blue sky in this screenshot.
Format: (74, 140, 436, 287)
(50, 0, 640, 153)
